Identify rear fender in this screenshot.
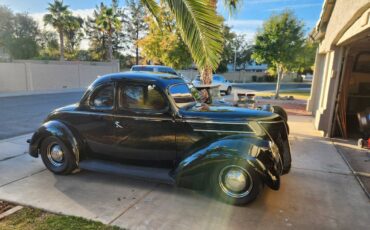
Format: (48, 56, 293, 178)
(173, 135, 280, 190)
(28, 120, 82, 165)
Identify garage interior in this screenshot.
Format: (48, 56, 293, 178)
(333, 32, 370, 139)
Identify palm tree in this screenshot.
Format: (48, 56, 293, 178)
(95, 2, 122, 61)
(141, 0, 239, 84)
(43, 0, 72, 61)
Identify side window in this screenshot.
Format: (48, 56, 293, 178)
(119, 84, 168, 112)
(89, 84, 114, 109)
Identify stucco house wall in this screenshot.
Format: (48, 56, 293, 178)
(308, 0, 370, 137)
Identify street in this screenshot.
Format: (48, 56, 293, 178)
(0, 92, 83, 139)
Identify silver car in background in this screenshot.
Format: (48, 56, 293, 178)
(192, 74, 232, 95)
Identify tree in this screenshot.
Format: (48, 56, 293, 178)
(0, 6, 13, 49)
(86, 0, 125, 61)
(292, 39, 317, 74)
(217, 25, 236, 73)
(124, 0, 148, 65)
(64, 16, 84, 55)
(37, 30, 60, 60)
(139, 0, 239, 84)
(95, 0, 122, 61)
(0, 6, 39, 59)
(138, 4, 192, 69)
(252, 11, 305, 99)
(233, 34, 253, 69)
(43, 0, 73, 61)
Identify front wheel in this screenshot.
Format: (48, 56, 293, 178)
(210, 164, 263, 205)
(40, 136, 77, 175)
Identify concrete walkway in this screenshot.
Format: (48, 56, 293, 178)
(0, 116, 369, 229)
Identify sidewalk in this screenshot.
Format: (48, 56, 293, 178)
(0, 116, 369, 229)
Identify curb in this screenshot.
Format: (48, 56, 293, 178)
(0, 133, 33, 143)
(0, 88, 85, 98)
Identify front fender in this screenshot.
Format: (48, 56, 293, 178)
(173, 135, 280, 190)
(28, 120, 81, 165)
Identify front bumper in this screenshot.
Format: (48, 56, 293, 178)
(28, 132, 39, 158)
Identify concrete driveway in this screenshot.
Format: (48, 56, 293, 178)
(0, 116, 369, 229)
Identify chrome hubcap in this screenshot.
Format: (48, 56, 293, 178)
(218, 165, 253, 198)
(224, 169, 246, 192)
(47, 143, 64, 167)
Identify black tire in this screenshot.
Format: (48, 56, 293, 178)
(40, 136, 77, 175)
(210, 163, 263, 205)
(226, 87, 232, 95)
(272, 105, 288, 122)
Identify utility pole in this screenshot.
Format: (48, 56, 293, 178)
(234, 46, 237, 72)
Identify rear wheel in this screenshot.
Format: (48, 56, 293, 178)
(210, 164, 262, 205)
(40, 136, 76, 175)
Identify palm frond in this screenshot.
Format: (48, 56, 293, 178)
(145, 0, 223, 70)
(223, 0, 241, 16)
(140, 0, 161, 24)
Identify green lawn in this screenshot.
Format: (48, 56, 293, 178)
(0, 207, 121, 230)
(255, 90, 310, 100)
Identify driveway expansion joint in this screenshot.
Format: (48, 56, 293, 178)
(0, 169, 46, 189)
(0, 153, 27, 162)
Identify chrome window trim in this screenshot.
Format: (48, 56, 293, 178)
(193, 129, 254, 134)
(185, 120, 248, 125)
(61, 111, 173, 122)
(258, 120, 285, 124)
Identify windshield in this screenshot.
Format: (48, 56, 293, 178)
(169, 83, 196, 108)
(213, 76, 221, 81)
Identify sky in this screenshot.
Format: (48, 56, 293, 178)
(0, 0, 324, 43)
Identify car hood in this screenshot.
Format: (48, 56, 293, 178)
(180, 104, 280, 122)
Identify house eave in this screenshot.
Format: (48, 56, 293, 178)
(311, 0, 336, 42)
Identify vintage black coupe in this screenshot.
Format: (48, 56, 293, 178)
(28, 72, 291, 205)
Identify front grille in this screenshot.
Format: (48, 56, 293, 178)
(260, 121, 291, 173)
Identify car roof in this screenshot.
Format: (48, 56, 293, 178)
(92, 71, 185, 89)
(131, 65, 175, 69)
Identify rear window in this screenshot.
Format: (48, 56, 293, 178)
(158, 67, 177, 75)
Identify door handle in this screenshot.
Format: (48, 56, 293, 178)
(114, 121, 124, 128)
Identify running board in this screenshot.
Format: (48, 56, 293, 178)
(79, 160, 175, 185)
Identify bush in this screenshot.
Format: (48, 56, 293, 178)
(294, 75, 303, 82)
(252, 75, 257, 82)
(264, 75, 275, 82)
